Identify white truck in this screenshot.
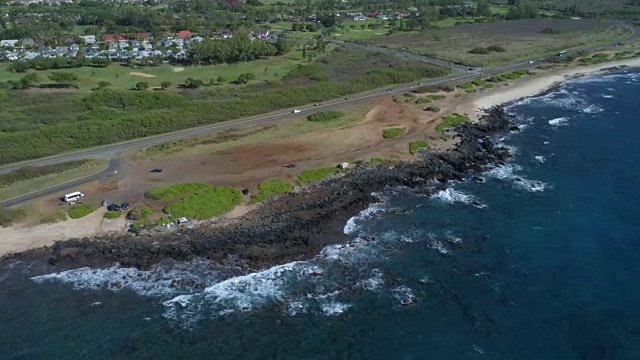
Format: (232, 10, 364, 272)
(64, 191, 85, 202)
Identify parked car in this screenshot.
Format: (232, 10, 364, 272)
(337, 162, 349, 169)
(150, 168, 163, 173)
(287, 163, 297, 168)
(292, 109, 301, 114)
(314, 103, 320, 106)
(107, 203, 122, 211)
(120, 202, 130, 210)
(242, 188, 250, 196)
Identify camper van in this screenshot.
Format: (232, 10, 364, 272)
(63, 191, 85, 202)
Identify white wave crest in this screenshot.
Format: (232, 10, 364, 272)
(582, 104, 603, 114)
(343, 203, 383, 235)
(392, 285, 417, 306)
(548, 117, 569, 126)
(534, 156, 546, 164)
(321, 301, 351, 316)
(357, 269, 384, 291)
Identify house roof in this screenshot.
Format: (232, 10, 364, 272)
(176, 30, 192, 38)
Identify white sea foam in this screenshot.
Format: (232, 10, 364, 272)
(548, 117, 569, 126)
(534, 156, 546, 164)
(513, 178, 549, 192)
(357, 269, 384, 291)
(343, 203, 383, 235)
(487, 163, 548, 193)
(321, 301, 350, 316)
(31, 259, 221, 298)
(602, 94, 614, 99)
(432, 188, 472, 204)
(392, 285, 417, 306)
(582, 104, 603, 114)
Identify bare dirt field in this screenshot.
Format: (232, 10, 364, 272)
(371, 19, 629, 66)
(129, 72, 156, 78)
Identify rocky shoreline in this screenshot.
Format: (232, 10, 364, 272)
(2, 106, 513, 272)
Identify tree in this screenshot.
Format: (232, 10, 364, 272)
(477, 0, 492, 17)
(160, 81, 172, 90)
(216, 75, 226, 84)
(236, 72, 255, 84)
(135, 82, 149, 90)
(183, 77, 203, 88)
(302, 45, 307, 59)
(275, 37, 291, 56)
(48, 72, 78, 83)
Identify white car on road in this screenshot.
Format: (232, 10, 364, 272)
(292, 109, 301, 114)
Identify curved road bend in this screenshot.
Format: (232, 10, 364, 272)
(0, 25, 637, 207)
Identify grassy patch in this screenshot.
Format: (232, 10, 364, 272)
(144, 183, 212, 200)
(0, 159, 109, 202)
(427, 95, 446, 101)
(38, 211, 68, 224)
(415, 97, 432, 104)
(67, 202, 99, 219)
(367, 157, 401, 165)
(250, 178, 293, 204)
(127, 205, 152, 220)
(104, 211, 122, 219)
(0, 208, 26, 227)
(0, 159, 95, 186)
(163, 186, 242, 219)
(435, 113, 470, 133)
(471, 79, 489, 87)
(409, 140, 429, 155)
(297, 167, 344, 185)
(382, 127, 406, 139)
(458, 82, 474, 89)
(306, 111, 344, 122)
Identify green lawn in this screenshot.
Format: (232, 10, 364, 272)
(0, 52, 309, 93)
(297, 167, 344, 185)
(0, 158, 109, 202)
(163, 186, 242, 219)
(409, 140, 429, 155)
(435, 113, 470, 133)
(382, 127, 406, 139)
(144, 182, 212, 200)
(67, 202, 99, 219)
(250, 178, 293, 204)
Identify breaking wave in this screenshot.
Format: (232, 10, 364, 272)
(487, 163, 549, 193)
(548, 117, 569, 126)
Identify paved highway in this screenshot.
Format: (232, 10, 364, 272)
(1, 25, 637, 207)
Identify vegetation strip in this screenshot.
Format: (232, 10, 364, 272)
(251, 179, 293, 204)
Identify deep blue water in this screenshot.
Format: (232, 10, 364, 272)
(1, 69, 640, 359)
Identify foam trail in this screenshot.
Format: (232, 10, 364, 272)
(548, 117, 569, 126)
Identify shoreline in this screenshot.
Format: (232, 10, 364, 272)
(473, 57, 640, 113)
(2, 57, 640, 264)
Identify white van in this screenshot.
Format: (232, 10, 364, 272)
(64, 191, 85, 202)
(337, 162, 349, 169)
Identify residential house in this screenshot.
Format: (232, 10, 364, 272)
(0, 39, 19, 48)
(136, 32, 153, 40)
(176, 30, 192, 38)
(216, 29, 233, 39)
(79, 35, 96, 44)
(251, 29, 270, 40)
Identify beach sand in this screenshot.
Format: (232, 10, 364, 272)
(474, 58, 640, 113)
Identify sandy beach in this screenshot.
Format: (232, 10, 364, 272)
(3, 56, 640, 258)
(474, 58, 640, 113)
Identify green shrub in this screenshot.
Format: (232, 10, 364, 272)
(67, 202, 99, 219)
(382, 127, 405, 139)
(127, 205, 152, 220)
(465, 88, 476, 93)
(458, 83, 474, 89)
(0, 208, 26, 227)
(415, 98, 432, 104)
(485, 83, 494, 88)
(427, 95, 445, 101)
(297, 167, 344, 185)
(251, 178, 293, 204)
(469, 46, 489, 54)
(486, 45, 506, 52)
(156, 217, 172, 226)
(435, 113, 470, 133)
(104, 211, 122, 219)
(144, 183, 212, 200)
(512, 69, 530, 76)
(591, 53, 609, 59)
(409, 140, 429, 155)
(163, 186, 242, 219)
(306, 111, 344, 122)
(423, 106, 441, 112)
(471, 79, 488, 87)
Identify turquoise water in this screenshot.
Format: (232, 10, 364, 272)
(1, 69, 640, 359)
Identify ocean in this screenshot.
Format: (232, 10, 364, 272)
(1, 68, 640, 359)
